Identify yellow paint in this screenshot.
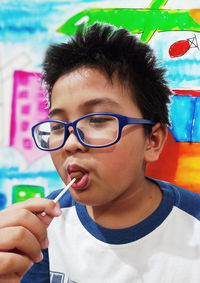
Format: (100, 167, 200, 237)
(190, 9, 200, 25)
(175, 143, 200, 191)
(176, 157, 200, 182)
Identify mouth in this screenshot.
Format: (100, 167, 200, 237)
(67, 164, 89, 190)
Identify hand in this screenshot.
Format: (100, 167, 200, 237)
(0, 198, 62, 282)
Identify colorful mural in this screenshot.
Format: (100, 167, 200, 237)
(57, 6, 200, 42)
(0, 0, 200, 210)
(10, 71, 49, 163)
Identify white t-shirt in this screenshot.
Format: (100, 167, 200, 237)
(22, 178, 200, 283)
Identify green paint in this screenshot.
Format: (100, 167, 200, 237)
(149, 0, 168, 9)
(57, 8, 200, 42)
(12, 184, 45, 203)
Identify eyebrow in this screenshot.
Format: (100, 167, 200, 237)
(48, 98, 119, 118)
(48, 108, 64, 118)
(83, 98, 119, 108)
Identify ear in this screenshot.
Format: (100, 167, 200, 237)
(144, 123, 168, 163)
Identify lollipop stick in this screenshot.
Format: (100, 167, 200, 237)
(41, 178, 76, 216)
(53, 178, 76, 203)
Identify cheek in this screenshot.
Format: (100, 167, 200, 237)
(96, 132, 146, 181)
(50, 151, 64, 175)
(95, 145, 142, 182)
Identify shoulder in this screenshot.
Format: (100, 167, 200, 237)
(47, 189, 76, 209)
(155, 178, 200, 221)
(173, 184, 200, 220)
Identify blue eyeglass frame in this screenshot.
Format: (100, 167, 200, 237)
(32, 112, 155, 151)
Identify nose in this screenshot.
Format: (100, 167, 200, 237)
(63, 127, 87, 153)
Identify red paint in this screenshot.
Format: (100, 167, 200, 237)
(169, 40, 190, 58)
(172, 90, 200, 97)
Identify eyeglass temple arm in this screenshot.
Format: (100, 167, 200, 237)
(126, 117, 155, 125)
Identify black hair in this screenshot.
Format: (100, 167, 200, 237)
(43, 22, 172, 134)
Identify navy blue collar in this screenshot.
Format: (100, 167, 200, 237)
(76, 178, 175, 244)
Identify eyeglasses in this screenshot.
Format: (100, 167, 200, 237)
(32, 112, 155, 150)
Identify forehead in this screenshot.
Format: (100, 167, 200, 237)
(51, 67, 131, 101)
(53, 67, 122, 91)
(50, 66, 141, 118)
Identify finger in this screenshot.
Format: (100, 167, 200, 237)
(0, 274, 21, 283)
(0, 201, 62, 245)
(37, 202, 62, 225)
(0, 251, 33, 276)
(0, 208, 48, 245)
(5, 198, 62, 217)
(37, 213, 54, 226)
(0, 227, 43, 263)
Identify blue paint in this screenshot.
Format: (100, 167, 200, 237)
(0, 193, 7, 210)
(163, 59, 200, 82)
(0, 0, 103, 41)
(169, 95, 197, 142)
(0, 166, 60, 180)
(192, 98, 200, 142)
(2, 25, 47, 34)
(169, 95, 200, 142)
(0, 1, 67, 42)
(161, 59, 200, 88)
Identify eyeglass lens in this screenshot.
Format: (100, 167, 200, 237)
(34, 115, 119, 149)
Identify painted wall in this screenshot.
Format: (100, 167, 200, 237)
(0, 0, 200, 209)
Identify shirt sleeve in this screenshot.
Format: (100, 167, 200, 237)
(21, 248, 50, 283)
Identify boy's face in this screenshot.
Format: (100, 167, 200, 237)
(50, 67, 151, 206)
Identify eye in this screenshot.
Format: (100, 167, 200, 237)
(88, 116, 115, 128)
(90, 117, 111, 124)
(50, 123, 64, 132)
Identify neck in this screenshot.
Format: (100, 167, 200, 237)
(86, 178, 163, 229)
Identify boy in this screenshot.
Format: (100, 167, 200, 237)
(1, 22, 200, 283)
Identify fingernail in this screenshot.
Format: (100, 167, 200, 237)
(36, 251, 44, 262)
(53, 206, 62, 216)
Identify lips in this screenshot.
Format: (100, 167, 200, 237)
(67, 164, 89, 189)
